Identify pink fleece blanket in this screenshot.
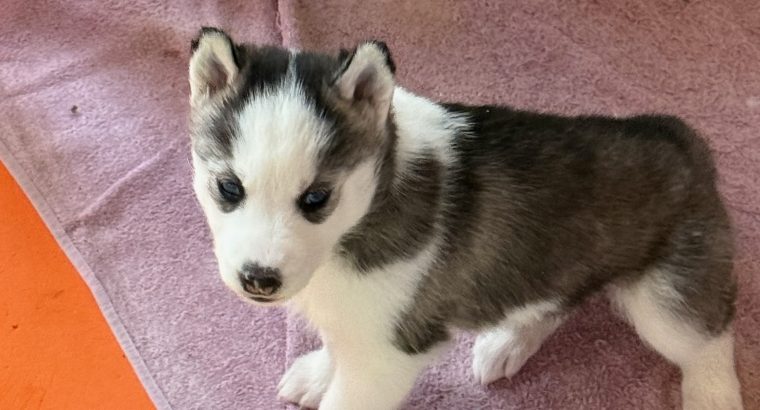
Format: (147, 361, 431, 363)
(1, 1, 758, 409)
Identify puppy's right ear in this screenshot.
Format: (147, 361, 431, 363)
(189, 27, 239, 106)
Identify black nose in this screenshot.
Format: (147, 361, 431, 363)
(239, 263, 282, 297)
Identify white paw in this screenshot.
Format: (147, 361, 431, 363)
(683, 386, 743, 410)
(278, 349, 333, 409)
(471, 328, 542, 385)
(682, 369, 743, 410)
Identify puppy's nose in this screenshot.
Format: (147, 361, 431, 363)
(239, 263, 282, 297)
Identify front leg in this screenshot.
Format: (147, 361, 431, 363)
(278, 348, 333, 409)
(319, 341, 444, 410)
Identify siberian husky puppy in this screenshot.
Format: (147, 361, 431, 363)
(188, 27, 743, 410)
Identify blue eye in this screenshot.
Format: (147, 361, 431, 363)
(305, 190, 328, 205)
(299, 189, 331, 213)
(218, 179, 244, 202)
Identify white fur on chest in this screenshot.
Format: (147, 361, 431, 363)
(291, 242, 439, 348)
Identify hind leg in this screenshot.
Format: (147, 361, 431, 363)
(613, 269, 742, 410)
(472, 301, 564, 384)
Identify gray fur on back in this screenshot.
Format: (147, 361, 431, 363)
(383, 106, 735, 354)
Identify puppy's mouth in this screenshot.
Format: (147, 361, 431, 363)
(249, 295, 278, 303)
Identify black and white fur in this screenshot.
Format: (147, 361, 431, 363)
(187, 28, 743, 410)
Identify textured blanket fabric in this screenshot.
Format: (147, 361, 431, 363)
(1, 1, 758, 409)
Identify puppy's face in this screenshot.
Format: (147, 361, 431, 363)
(188, 28, 395, 304)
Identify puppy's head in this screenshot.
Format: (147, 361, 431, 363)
(188, 28, 396, 304)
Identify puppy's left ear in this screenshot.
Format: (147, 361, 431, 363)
(189, 27, 240, 106)
(333, 41, 396, 126)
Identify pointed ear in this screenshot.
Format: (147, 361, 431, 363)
(333, 41, 396, 125)
(189, 27, 240, 105)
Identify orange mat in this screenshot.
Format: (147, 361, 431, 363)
(0, 163, 153, 409)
